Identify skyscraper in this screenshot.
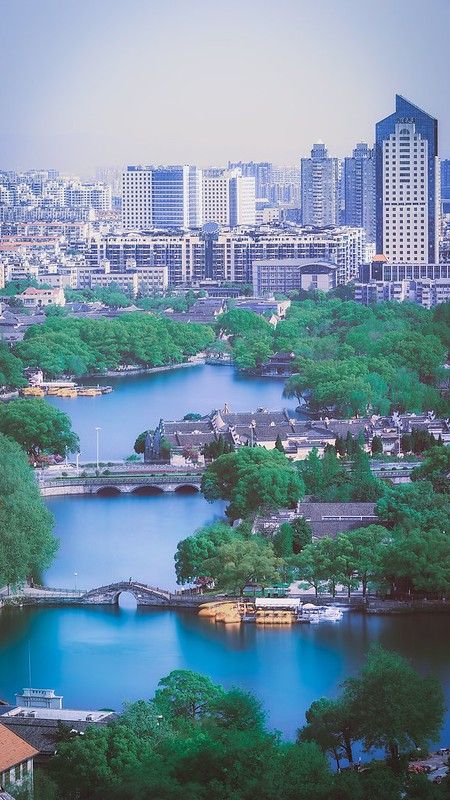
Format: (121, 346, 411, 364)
(301, 142, 339, 227)
(375, 95, 439, 264)
(344, 143, 375, 243)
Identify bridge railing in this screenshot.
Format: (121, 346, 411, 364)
(39, 473, 202, 487)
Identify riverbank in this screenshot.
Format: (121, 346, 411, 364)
(79, 356, 205, 379)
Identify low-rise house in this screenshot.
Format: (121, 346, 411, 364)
(0, 722, 38, 794)
(16, 286, 65, 308)
(253, 501, 378, 540)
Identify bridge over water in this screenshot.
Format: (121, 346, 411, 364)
(39, 471, 203, 497)
(1, 581, 211, 608)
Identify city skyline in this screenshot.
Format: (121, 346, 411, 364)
(1, 0, 450, 173)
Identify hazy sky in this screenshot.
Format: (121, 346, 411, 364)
(1, 0, 450, 175)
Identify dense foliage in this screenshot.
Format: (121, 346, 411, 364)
(221, 297, 448, 416)
(298, 444, 385, 502)
(0, 398, 79, 458)
(293, 479, 450, 598)
(175, 522, 280, 594)
(0, 433, 57, 586)
(0, 343, 26, 390)
(43, 651, 446, 800)
(12, 314, 214, 378)
(201, 447, 304, 521)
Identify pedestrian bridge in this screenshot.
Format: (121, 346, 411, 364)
(39, 472, 203, 497)
(81, 581, 172, 606)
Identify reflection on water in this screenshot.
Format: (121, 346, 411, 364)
(45, 493, 226, 591)
(0, 606, 448, 741)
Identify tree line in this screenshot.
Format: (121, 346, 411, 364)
(37, 647, 447, 800)
(174, 443, 450, 599)
(218, 298, 448, 416)
(0, 313, 214, 382)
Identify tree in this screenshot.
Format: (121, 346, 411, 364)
(296, 539, 336, 597)
(201, 447, 304, 521)
(133, 430, 149, 454)
(273, 741, 333, 800)
(411, 446, 450, 494)
(371, 434, 383, 455)
(347, 448, 384, 502)
(0, 398, 79, 459)
(154, 669, 223, 721)
(0, 343, 25, 389)
(290, 516, 313, 553)
(274, 433, 285, 453)
(175, 522, 236, 584)
(207, 688, 266, 732)
(345, 525, 390, 597)
(342, 645, 445, 761)
(0, 433, 57, 586)
(273, 518, 312, 558)
(273, 522, 294, 558)
(298, 697, 357, 768)
(202, 536, 281, 595)
(298, 447, 323, 496)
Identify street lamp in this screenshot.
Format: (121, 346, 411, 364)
(74, 572, 78, 591)
(95, 427, 101, 469)
(76, 452, 82, 476)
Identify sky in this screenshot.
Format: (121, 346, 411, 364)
(1, 0, 450, 175)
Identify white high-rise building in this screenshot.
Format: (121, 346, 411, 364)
(301, 142, 339, 226)
(229, 173, 256, 226)
(121, 166, 153, 229)
(376, 95, 440, 264)
(202, 170, 230, 225)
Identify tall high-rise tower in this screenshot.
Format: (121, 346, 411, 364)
(301, 142, 339, 226)
(375, 95, 439, 263)
(344, 143, 375, 243)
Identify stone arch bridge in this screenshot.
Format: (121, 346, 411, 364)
(81, 581, 172, 606)
(39, 472, 203, 497)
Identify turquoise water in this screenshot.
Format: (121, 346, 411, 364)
(1, 605, 448, 740)
(0, 364, 448, 742)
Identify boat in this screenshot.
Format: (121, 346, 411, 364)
(20, 386, 45, 397)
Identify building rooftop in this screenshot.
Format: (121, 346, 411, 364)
(0, 722, 38, 771)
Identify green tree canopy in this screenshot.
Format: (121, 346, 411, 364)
(0, 433, 57, 586)
(201, 447, 304, 521)
(0, 398, 79, 458)
(342, 645, 445, 761)
(202, 535, 281, 595)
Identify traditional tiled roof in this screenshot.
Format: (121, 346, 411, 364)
(0, 723, 38, 771)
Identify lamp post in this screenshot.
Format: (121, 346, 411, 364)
(76, 452, 81, 476)
(95, 427, 101, 470)
(74, 572, 78, 592)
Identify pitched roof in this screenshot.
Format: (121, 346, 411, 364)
(0, 716, 115, 758)
(0, 723, 38, 771)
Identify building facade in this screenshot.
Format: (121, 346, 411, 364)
(252, 258, 337, 296)
(344, 143, 375, 243)
(375, 95, 440, 264)
(301, 142, 339, 226)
